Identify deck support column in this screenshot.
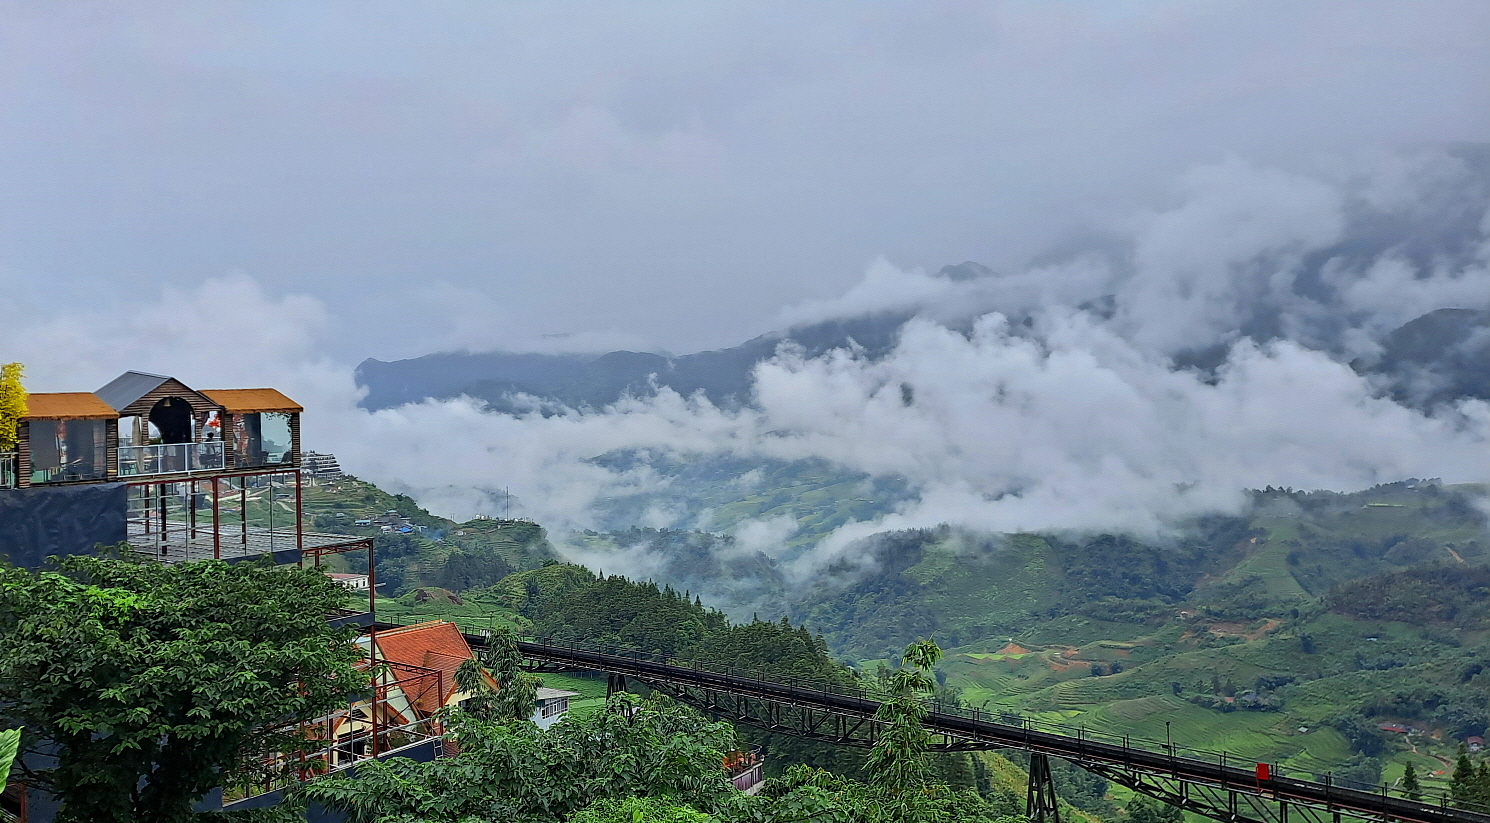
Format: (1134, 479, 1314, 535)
(295, 469, 304, 563)
(157, 484, 168, 558)
(212, 477, 221, 560)
(1028, 752, 1062, 823)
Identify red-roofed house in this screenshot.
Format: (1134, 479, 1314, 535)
(365, 621, 577, 729)
(369, 621, 496, 718)
(303, 621, 487, 771)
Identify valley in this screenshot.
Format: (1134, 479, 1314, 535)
(293, 469, 1490, 803)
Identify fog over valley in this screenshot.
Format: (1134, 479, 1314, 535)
(5, 148, 1490, 596)
(2, 2, 1488, 596)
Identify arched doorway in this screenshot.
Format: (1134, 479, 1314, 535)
(148, 397, 194, 444)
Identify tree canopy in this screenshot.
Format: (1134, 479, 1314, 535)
(455, 625, 541, 723)
(299, 635, 1026, 823)
(0, 362, 24, 453)
(298, 693, 740, 822)
(0, 554, 368, 823)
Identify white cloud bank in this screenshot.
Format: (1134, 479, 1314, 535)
(3, 151, 1488, 583)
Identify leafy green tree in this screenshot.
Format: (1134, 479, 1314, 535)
(1476, 761, 1490, 813)
(745, 765, 878, 823)
(433, 547, 515, 592)
(1326, 713, 1386, 758)
(0, 362, 24, 452)
(747, 762, 1024, 823)
(1333, 755, 1383, 791)
(564, 796, 719, 822)
(865, 639, 943, 822)
(298, 694, 738, 822)
(1402, 762, 1421, 801)
(456, 626, 541, 722)
(1448, 748, 1490, 811)
(1452, 749, 1475, 802)
(0, 555, 367, 823)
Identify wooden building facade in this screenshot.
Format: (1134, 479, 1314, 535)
(5, 371, 302, 489)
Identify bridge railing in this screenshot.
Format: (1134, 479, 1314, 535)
(377, 613, 1463, 814)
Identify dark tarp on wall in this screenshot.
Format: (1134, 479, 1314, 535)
(0, 483, 127, 569)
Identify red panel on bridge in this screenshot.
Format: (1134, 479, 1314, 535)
(1256, 763, 1271, 781)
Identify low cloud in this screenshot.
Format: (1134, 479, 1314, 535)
(4, 150, 1488, 598)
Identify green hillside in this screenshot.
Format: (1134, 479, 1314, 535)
(338, 471, 1490, 804)
(378, 563, 1117, 818)
(293, 475, 558, 593)
(781, 482, 1490, 794)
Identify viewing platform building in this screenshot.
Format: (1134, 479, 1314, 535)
(0, 371, 372, 573)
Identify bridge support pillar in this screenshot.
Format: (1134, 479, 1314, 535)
(1028, 753, 1062, 823)
(607, 672, 627, 698)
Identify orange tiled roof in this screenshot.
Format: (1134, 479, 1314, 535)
(22, 392, 117, 420)
(375, 621, 478, 716)
(200, 388, 303, 413)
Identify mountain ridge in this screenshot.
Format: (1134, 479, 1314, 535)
(355, 310, 916, 412)
(357, 295, 1489, 417)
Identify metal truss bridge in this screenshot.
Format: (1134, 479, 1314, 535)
(465, 634, 1488, 823)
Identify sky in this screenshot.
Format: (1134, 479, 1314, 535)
(2, 1, 1488, 360)
(2, 2, 1489, 585)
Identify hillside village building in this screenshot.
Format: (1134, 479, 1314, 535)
(301, 451, 344, 479)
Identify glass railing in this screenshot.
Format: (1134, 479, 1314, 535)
(233, 448, 294, 469)
(118, 441, 226, 477)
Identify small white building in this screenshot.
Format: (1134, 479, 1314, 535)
(326, 572, 372, 591)
(532, 687, 579, 729)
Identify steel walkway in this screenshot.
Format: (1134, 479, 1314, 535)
(369, 620, 1485, 823)
(502, 635, 1487, 823)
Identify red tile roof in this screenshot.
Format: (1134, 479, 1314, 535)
(374, 621, 478, 717)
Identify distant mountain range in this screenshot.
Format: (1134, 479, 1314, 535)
(355, 310, 913, 413)
(356, 291, 1489, 415)
(1372, 307, 1490, 408)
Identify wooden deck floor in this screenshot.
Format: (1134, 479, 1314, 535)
(126, 520, 372, 562)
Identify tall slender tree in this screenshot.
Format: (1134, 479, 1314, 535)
(1402, 762, 1421, 802)
(865, 639, 943, 822)
(0, 362, 25, 453)
(1450, 748, 1485, 811)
